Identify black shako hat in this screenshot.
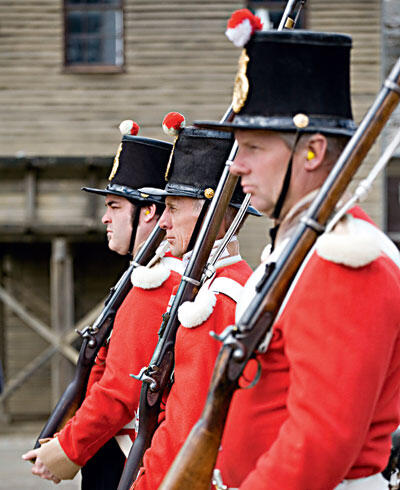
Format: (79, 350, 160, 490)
(196, 30, 356, 137)
(82, 120, 172, 205)
(140, 124, 260, 216)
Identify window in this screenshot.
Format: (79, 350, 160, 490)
(64, 0, 124, 72)
(247, 1, 306, 30)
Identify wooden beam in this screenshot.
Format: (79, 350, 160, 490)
(50, 238, 75, 405)
(0, 297, 105, 404)
(0, 345, 56, 403)
(25, 166, 37, 222)
(0, 284, 78, 363)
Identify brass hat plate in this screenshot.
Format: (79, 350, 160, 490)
(232, 49, 250, 114)
(109, 143, 123, 181)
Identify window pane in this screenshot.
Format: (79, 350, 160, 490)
(65, 0, 123, 67)
(67, 12, 85, 34)
(103, 11, 116, 37)
(87, 11, 101, 33)
(87, 38, 102, 62)
(66, 38, 85, 63)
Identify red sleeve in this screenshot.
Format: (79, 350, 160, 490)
(86, 345, 108, 395)
(57, 277, 177, 467)
(135, 294, 237, 490)
(241, 255, 400, 489)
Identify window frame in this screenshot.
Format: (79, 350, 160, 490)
(63, 0, 125, 74)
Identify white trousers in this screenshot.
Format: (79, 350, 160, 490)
(334, 473, 388, 489)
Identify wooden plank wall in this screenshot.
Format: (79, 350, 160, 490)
(1, 242, 127, 419)
(0, 0, 243, 156)
(308, 0, 382, 226)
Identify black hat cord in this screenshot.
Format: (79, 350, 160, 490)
(270, 131, 302, 250)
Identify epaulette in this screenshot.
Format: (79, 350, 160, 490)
(179, 276, 244, 329)
(316, 214, 395, 268)
(131, 262, 171, 289)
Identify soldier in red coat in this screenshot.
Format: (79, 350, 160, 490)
(196, 16, 400, 490)
(129, 114, 260, 489)
(22, 120, 185, 489)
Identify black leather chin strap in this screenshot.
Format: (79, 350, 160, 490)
(270, 132, 302, 250)
(186, 199, 210, 254)
(128, 203, 142, 257)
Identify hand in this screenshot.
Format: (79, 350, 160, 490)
(22, 449, 61, 484)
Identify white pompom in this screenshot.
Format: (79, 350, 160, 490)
(225, 19, 253, 48)
(119, 120, 134, 136)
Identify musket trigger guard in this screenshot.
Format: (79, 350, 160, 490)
(300, 216, 325, 234)
(385, 79, 400, 96)
(181, 275, 201, 287)
(239, 357, 262, 390)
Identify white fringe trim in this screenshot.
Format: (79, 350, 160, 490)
(131, 262, 170, 289)
(316, 215, 381, 268)
(178, 288, 217, 329)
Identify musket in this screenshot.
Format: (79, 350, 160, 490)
(159, 57, 400, 490)
(117, 2, 308, 488)
(33, 223, 165, 449)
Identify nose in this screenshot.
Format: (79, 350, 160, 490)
(158, 209, 171, 230)
(230, 148, 250, 176)
(102, 209, 111, 225)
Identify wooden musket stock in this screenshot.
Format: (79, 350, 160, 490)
(34, 225, 165, 450)
(159, 58, 400, 490)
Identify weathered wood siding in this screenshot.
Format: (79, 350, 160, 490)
(1, 241, 127, 418)
(0, 0, 243, 156)
(308, 0, 382, 228)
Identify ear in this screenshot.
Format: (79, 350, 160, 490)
(303, 133, 328, 171)
(142, 204, 157, 223)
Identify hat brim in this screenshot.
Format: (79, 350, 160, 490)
(81, 185, 164, 204)
(194, 116, 356, 138)
(139, 187, 261, 217)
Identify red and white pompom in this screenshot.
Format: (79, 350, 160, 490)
(119, 119, 140, 136)
(225, 9, 263, 47)
(162, 112, 185, 137)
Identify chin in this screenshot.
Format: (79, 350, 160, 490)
(170, 248, 182, 258)
(251, 198, 270, 216)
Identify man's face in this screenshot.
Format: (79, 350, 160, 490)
(159, 196, 201, 258)
(230, 130, 292, 217)
(102, 194, 134, 255)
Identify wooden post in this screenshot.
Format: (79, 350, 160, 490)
(50, 238, 75, 406)
(25, 166, 37, 224)
(0, 253, 10, 422)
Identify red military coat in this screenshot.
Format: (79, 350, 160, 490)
(216, 208, 400, 490)
(133, 256, 253, 490)
(38, 252, 184, 479)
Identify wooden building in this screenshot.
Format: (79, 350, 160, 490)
(0, 0, 398, 420)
